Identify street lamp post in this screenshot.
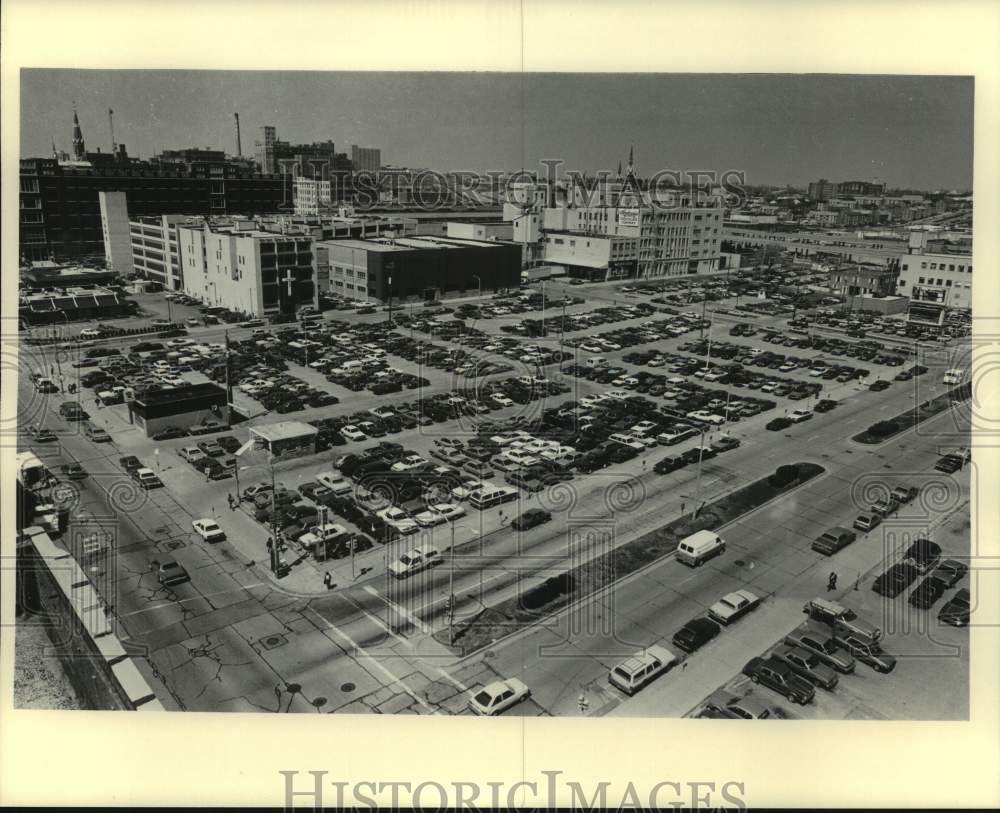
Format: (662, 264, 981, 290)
(448, 519, 456, 645)
(471, 274, 481, 300)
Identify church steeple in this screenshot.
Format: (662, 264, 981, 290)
(71, 104, 86, 160)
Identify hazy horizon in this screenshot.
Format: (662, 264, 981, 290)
(21, 70, 974, 191)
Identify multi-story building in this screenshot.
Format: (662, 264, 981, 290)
(315, 235, 521, 303)
(19, 109, 290, 263)
(896, 231, 973, 323)
(98, 191, 134, 277)
(176, 220, 317, 317)
(827, 263, 898, 298)
(127, 214, 202, 290)
(350, 145, 381, 173)
(807, 179, 838, 201)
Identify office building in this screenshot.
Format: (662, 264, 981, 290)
(127, 214, 202, 291)
(350, 145, 382, 173)
(315, 235, 521, 302)
(176, 219, 317, 317)
(445, 221, 513, 241)
(827, 263, 899, 298)
(896, 231, 973, 322)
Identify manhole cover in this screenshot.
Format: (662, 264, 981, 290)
(340, 682, 355, 693)
(734, 559, 746, 567)
(261, 634, 286, 650)
(166, 540, 185, 551)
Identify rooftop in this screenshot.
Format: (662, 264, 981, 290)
(249, 421, 319, 443)
(132, 382, 226, 408)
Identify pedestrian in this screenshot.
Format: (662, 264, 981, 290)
(827, 571, 838, 592)
(642, 458, 647, 469)
(323, 571, 333, 590)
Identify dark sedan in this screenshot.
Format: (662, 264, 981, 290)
(872, 562, 919, 598)
(671, 617, 721, 653)
(938, 588, 971, 627)
(908, 575, 949, 609)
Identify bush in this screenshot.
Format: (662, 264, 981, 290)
(768, 464, 799, 488)
(867, 419, 899, 438)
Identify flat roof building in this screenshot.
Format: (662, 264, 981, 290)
(126, 382, 229, 437)
(316, 235, 521, 303)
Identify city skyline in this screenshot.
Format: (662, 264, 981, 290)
(21, 70, 973, 191)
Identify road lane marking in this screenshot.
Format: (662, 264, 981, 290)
(116, 582, 268, 618)
(306, 606, 435, 713)
(363, 585, 431, 635)
(355, 604, 410, 647)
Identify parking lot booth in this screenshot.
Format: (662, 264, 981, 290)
(127, 383, 229, 438)
(249, 421, 319, 460)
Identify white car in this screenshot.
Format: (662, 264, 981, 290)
(316, 471, 352, 495)
(428, 502, 465, 522)
(376, 506, 419, 535)
(391, 454, 427, 472)
(686, 410, 725, 426)
(604, 389, 631, 401)
(178, 446, 207, 463)
(341, 425, 367, 442)
(414, 504, 453, 527)
(468, 678, 531, 716)
(505, 449, 540, 467)
(708, 590, 762, 625)
(388, 545, 443, 579)
(789, 408, 814, 423)
(631, 420, 659, 435)
(491, 394, 515, 408)
(579, 395, 605, 409)
(192, 518, 226, 543)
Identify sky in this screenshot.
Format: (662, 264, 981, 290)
(20, 70, 974, 191)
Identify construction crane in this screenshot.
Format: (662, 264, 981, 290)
(108, 108, 116, 153)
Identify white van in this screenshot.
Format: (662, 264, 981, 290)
(587, 356, 608, 368)
(676, 530, 726, 567)
(942, 368, 966, 385)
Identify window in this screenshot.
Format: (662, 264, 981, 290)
(918, 277, 925, 284)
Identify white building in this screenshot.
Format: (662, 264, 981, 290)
(97, 191, 134, 278)
(176, 220, 316, 317)
(896, 231, 973, 323)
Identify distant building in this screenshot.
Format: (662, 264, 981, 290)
(350, 145, 381, 173)
(896, 231, 973, 322)
(807, 179, 837, 201)
(20, 260, 117, 288)
(19, 285, 131, 325)
(315, 235, 521, 302)
(445, 221, 513, 241)
(127, 214, 204, 291)
(827, 263, 898, 299)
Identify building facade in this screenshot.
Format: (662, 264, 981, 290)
(177, 221, 317, 317)
(97, 191, 134, 277)
(350, 145, 381, 173)
(127, 383, 229, 437)
(316, 235, 521, 302)
(896, 232, 973, 322)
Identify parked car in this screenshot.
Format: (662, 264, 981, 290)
(699, 694, 775, 719)
(784, 624, 856, 673)
(708, 590, 761, 625)
(468, 678, 531, 716)
(741, 657, 815, 705)
(802, 597, 881, 641)
(671, 617, 721, 653)
(872, 562, 919, 598)
(938, 588, 971, 627)
(902, 538, 942, 573)
(836, 634, 896, 673)
(908, 575, 949, 609)
(608, 645, 678, 696)
(853, 513, 881, 533)
(771, 644, 839, 690)
(930, 559, 968, 588)
(131, 468, 163, 490)
(811, 526, 857, 556)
